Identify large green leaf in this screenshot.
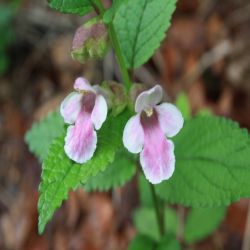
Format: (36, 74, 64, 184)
(38, 110, 130, 234)
(25, 111, 64, 162)
(84, 149, 137, 191)
(184, 207, 227, 243)
(48, 0, 93, 15)
(134, 207, 177, 242)
(156, 116, 250, 207)
(113, 0, 176, 68)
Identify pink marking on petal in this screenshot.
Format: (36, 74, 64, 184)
(60, 92, 82, 124)
(123, 114, 144, 154)
(140, 113, 175, 184)
(91, 95, 108, 130)
(74, 77, 95, 93)
(64, 110, 97, 164)
(135, 85, 163, 113)
(155, 103, 184, 137)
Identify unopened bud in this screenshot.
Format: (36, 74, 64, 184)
(71, 18, 109, 63)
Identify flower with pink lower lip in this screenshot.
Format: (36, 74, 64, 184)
(123, 85, 184, 184)
(60, 77, 108, 164)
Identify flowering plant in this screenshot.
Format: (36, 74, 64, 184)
(25, 0, 250, 248)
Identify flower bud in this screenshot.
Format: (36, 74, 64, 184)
(71, 18, 109, 63)
(100, 81, 127, 116)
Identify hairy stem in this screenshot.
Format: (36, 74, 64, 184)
(150, 183, 165, 237)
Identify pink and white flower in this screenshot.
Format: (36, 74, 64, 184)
(123, 85, 184, 184)
(60, 77, 108, 164)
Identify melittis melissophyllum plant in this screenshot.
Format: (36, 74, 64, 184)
(25, 0, 250, 248)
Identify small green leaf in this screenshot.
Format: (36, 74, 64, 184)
(175, 92, 191, 120)
(84, 149, 137, 191)
(25, 111, 64, 161)
(184, 207, 227, 243)
(38, 110, 130, 234)
(128, 235, 155, 250)
(157, 234, 181, 250)
(113, 0, 176, 68)
(48, 0, 93, 15)
(134, 207, 177, 241)
(156, 116, 250, 207)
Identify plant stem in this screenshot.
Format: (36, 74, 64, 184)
(90, 0, 105, 15)
(91, 0, 164, 238)
(91, 0, 132, 91)
(149, 183, 165, 237)
(108, 23, 132, 91)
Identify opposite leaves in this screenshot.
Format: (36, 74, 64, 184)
(156, 116, 250, 207)
(114, 0, 176, 68)
(38, 110, 130, 234)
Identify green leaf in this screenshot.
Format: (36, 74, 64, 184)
(157, 234, 181, 250)
(25, 111, 64, 161)
(128, 235, 155, 250)
(38, 110, 130, 234)
(84, 149, 137, 191)
(113, 0, 176, 68)
(175, 92, 191, 120)
(48, 0, 93, 16)
(134, 207, 177, 241)
(156, 116, 250, 207)
(184, 207, 226, 243)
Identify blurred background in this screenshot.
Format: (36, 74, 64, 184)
(0, 0, 250, 249)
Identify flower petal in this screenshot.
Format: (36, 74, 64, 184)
(123, 114, 144, 154)
(135, 85, 163, 113)
(155, 103, 184, 137)
(140, 114, 175, 184)
(64, 110, 97, 164)
(74, 77, 95, 93)
(91, 95, 108, 130)
(60, 92, 82, 124)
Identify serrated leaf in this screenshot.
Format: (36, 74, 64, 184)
(113, 0, 176, 68)
(128, 235, 155, 250)
(38, 110, 130, 234)
(184, 207, 226, 243)
(48, 0, 93, 15)
(156, 116, 250, 207)
(134, 207, 177, 242)
(157, 234, 181, 250)
(25, 111, 64, 161)
(84, 149, 137, 191)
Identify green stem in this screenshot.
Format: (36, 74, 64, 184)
(91, 0, 164, 238)
(149, 183, 165, 237)
(108, 23, 132, 91)
(90, 0, 105, 15)
(91, 0, 132, 91)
